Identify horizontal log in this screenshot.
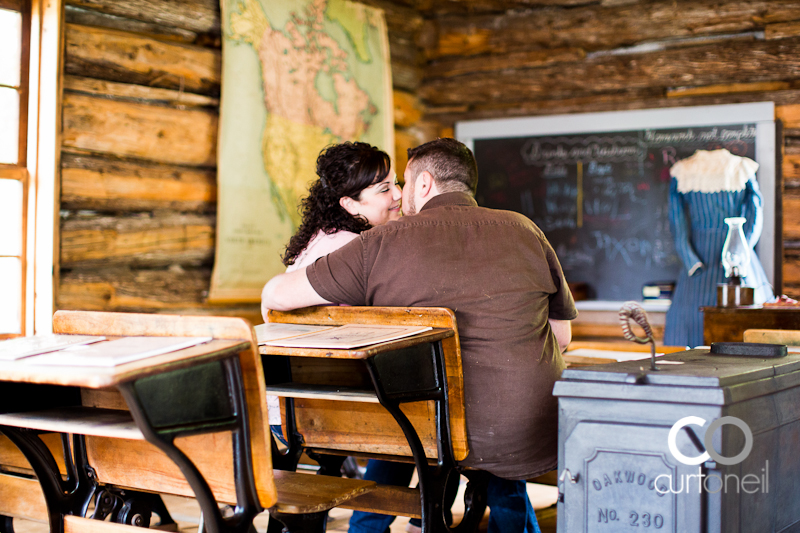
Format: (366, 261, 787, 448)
(62, 92, 218, 166)
(784, 136, 800, 156)
(422, 37, 800, 106)
(64, 75, 219, 107)
(57, 267, 261, 322)
(392, 60, 423, 92)
(60, 213, 215, 268)
(766, 20, 800, 40)
(395, 123, 440, 173)
(784, 154, 800, 184)
(426, 87, 660, 121)
(388, 33, 423, 66)
(417, 0, 597, 15)
(784, 255, 800, 285)
(427, 84, 800, 125)
(429, 0, 800, 58)
(0, 0, 23, 11)
(61, 153, 216, 212)
(359, 0, 424, 39)
(668, 81, 794, 98)
(430, 47, 586, 77)
(782, 284, 800, 299)
(65, 23, 221, 96)
(65, 0, 220, 35)
(395, 129, 416, 177)
(59, 267, 209, 308)
(784, 195, 800, 241)
(394, 90, 424, 128)
(65, 5, 198, 43)
(778, 104, 800, 130)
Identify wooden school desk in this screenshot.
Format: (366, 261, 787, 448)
(0, 311, 376, 533)
(263, 306, 484, 533)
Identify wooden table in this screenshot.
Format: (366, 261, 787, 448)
(702, 306, 800, 343)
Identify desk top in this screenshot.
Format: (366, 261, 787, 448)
(0, 338, 250, 388)
(258, 328, 454, 359)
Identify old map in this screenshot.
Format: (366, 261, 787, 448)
(211, 0, 392, 301)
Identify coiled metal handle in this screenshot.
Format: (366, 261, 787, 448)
(619, 301, 658, 371)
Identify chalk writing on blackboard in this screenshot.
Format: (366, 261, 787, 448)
(474, 124, 757, 301)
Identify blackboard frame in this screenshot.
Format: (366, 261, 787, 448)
(455, 102, 777, 306)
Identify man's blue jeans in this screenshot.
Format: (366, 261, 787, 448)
(348, 460, 541, 533)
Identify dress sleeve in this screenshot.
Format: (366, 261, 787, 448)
(669, 177, 703, 275)
(742, 176, 764, 249)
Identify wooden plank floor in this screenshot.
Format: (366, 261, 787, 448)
(10, 476, 558, 532)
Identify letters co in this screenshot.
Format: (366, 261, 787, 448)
(667, 416, 753, 466)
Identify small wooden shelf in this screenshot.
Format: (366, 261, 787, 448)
(266, 383, 379, 403)
(0, 406, 143, 440)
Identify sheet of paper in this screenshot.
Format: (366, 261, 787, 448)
(254, 323, 335, 344)
(0, 334, 106, 361)
(263, 324, 433, 349)
(25, 336, 213, 367)
(564, 348, 667, 362)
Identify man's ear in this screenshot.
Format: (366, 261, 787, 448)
(339, 196, 359, 216)
(418, 171, 436, 198)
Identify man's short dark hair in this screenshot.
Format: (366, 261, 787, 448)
(406, 138, 478, 194)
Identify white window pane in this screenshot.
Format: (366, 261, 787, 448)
(0, 179, 22, 256)
(0, 87, 19, 164)
(0, 257, 21, 334)
(0, 9, 22, 88)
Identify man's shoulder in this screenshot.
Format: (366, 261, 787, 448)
(365, 203, 543, 235)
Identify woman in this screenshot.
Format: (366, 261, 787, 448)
(266, 140, 400, 429)
(281, 141, 401, 272)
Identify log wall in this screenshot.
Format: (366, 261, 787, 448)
(417, 0, 800, 339)
(57, 0, 434, 324)
(59, 0, 799, 340)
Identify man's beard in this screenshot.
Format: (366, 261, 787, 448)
(403, 179, 416, 216)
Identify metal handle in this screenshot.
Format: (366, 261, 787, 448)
(619, 301, 658, 371)
(557, 468, 580, 503)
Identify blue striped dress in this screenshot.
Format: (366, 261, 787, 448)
(663, 177, 773, 347)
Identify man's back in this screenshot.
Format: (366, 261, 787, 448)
(308, 192, 577, 479)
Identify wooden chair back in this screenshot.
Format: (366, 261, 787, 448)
(267, 306, 469, 462)
(743, 328, 800, 345)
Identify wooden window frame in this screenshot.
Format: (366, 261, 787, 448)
(0, 0, 31, 337)
(0, 0, 63, 336)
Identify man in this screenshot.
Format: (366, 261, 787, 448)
(263, 138, 576, 533)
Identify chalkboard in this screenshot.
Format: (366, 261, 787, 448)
(473, 124, 758, 301)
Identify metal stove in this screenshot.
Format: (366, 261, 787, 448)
(554, 345, 800, 533)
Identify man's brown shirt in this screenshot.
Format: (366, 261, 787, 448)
(307, 192, 577, 479)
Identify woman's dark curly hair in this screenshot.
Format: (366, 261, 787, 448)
(283, 142, 392, 266)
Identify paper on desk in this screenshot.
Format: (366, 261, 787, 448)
(564, 348, 664, 362)
(25, 336, 213, 367)
(254, 323, 335, 344)
(0, 334, 106, 361)
(262, 324, 433, 349)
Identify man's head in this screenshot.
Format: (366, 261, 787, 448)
(402, 138, 479, 215)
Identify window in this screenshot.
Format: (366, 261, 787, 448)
(0, 0, 30, 337)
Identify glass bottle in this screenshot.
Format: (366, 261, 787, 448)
(721, 217, 750, 283)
